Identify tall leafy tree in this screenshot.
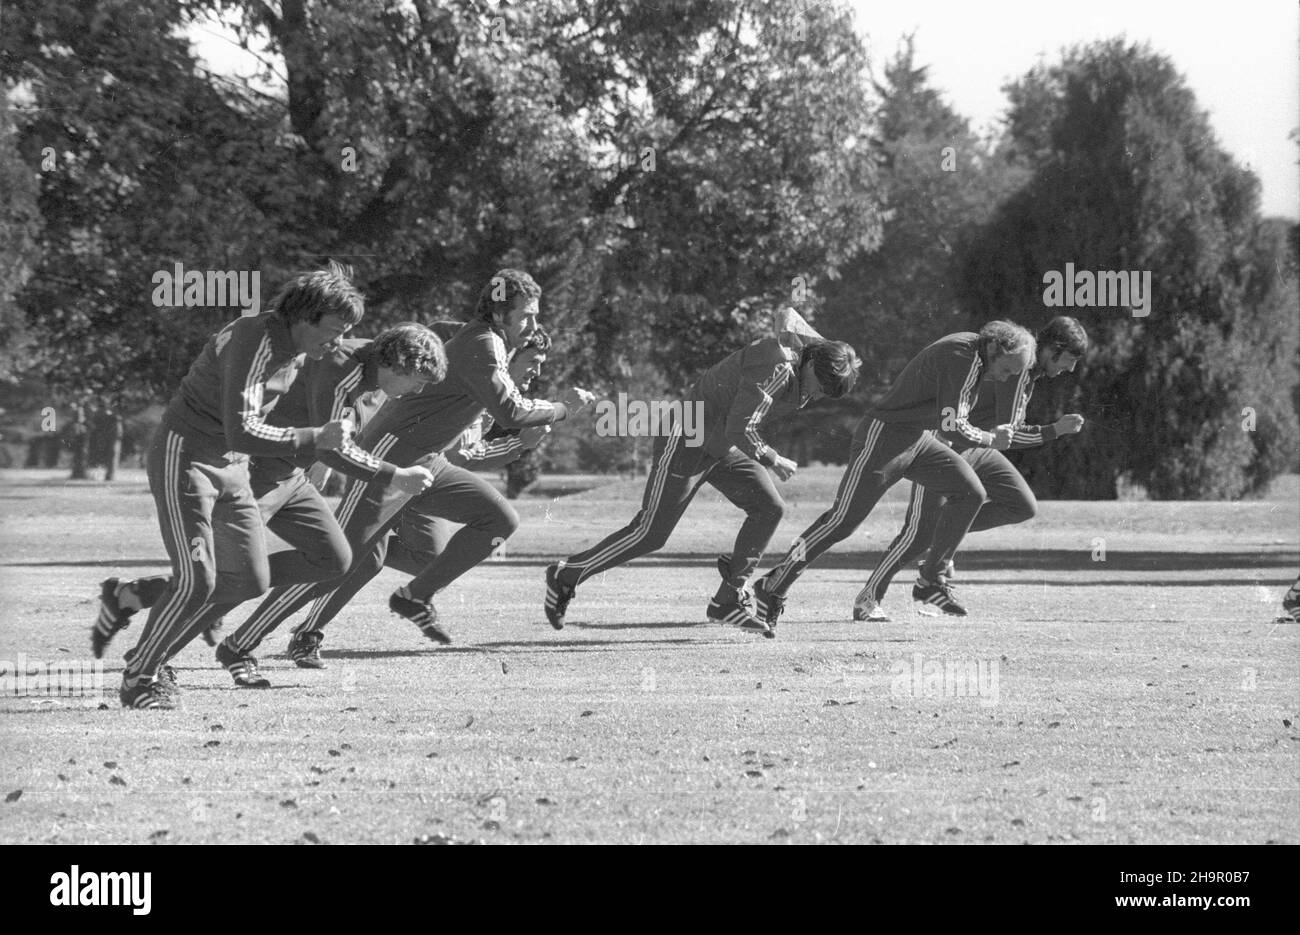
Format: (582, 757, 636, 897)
(960, 39, 1298, 499)
(821, 37, 1026, 388)
(3, 0, 886, 475)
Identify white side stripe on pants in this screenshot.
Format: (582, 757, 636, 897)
(234, 434, 402, 645)
(864, 480, 926, 597)
(130, 432, 197, 674)
(770, 419, 883, 591)
(564, 428, 683, 585)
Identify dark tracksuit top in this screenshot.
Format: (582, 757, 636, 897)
(951, 365, 1058, 453)
(689, 333, 805, 465)
(162, 312, 319, 458)
(249, 338, 401, 487)
(358, 319, 565, 465)
(867, 332, 1002, 449)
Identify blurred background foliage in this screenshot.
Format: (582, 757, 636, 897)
(1, 1, 1295, 497)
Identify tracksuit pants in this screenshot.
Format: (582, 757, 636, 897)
(123, 468, 354, 657)
(122, 430, 350, 680)
(228, 451, 517, 651)
(555, 428, 785, 592)
(859, 448, 1037, 603)
(763, 419, 988, 596)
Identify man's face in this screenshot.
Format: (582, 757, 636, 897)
(292, 314, 352, 360)
(1040, 348, 1081, 378)
(377, 368, 432, 398)
(500, 296, 540, 351)
(509, 349, 546, 388)
(988, 346, 1033, 382)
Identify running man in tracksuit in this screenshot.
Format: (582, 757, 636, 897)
(115, 264, 365, 709)
(94, 325, 447, 687)
(377, 329, 551, 580)
(751, 320, 1036, 629)
(282, 326, 552, 668)
(854, 316, 1088, 621)
(543, 308, 861, 637)
(226, 269, 593, 655)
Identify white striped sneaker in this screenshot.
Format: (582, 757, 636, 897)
(912, 577, 967, 617)
(852, 594, 890, 622)
(119, 676, 177, 710)
(544, 564, 575, 631)
(215, 641, 271, 688)
(92, 578, 136, 658)
(706, 595, 773, 638)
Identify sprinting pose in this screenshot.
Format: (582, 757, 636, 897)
(283, 329, 552, 668)
(752, 321, 1036, 628)
(115, 264, 366, 709)
(855, 316, 1088, 621)
(94, 324, 446, 687)
(543, 309, 861, 637)
(379, 330, 551, 575)
(225, 269, 592, 656)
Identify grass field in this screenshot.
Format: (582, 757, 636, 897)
(1, 467, 1297, 844)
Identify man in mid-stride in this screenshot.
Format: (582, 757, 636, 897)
(544, 308, 861, 637)
(117, 263, 367, 709)
(752, 320, 1036, 629)
(854, 316, 1088, 622)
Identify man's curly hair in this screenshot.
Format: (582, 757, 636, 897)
(475, 269, 540, 324)
(1037, 316, 1088, 359)
(371, 323, 447, 382)
(271, 259, 365, 327)
(518, 325, 552, 354)
(978, 320, 1036, 361)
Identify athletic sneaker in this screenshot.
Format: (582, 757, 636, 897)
(200, 617, 226, 647)
(706, 591, 773, 638)
(544, 564, 574, 630)
(753, 575, 786, 629)
(287, 631, 327, 669)
(214, 641, 271, 688)
(852, 593, 890, 622)
(119, 676, 177, 710)
(92, 577, 135, 658)
(123, 647, 180, 693)
(716, 554, 756, 613)
(912, 576, 967, 616)
(390, 590, 451, 645)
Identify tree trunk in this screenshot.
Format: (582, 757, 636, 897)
(68, 404, 89, 480)
(104, 413, 123, 480)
